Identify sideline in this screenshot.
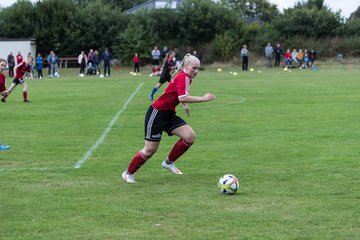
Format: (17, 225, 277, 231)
(74, 82, 144, 169)
(0, 82, 144, 172)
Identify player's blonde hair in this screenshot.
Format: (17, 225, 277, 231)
(0, 58, 6, 64)
(171, 53, 200, 80)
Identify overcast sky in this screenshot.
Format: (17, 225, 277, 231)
(1, 0, 358, 18)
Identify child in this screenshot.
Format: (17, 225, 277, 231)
(132, 53, 140, 74)
(122, 54, 216, 183)
(1, 57, 33, 103)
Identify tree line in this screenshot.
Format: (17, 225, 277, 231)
(0, 0, 359, 65)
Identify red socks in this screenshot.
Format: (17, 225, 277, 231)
(23, 91, 27, 101)
(168, 139, 193, 162)
(128, 150, 149, 174)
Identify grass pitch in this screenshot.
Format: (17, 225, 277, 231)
(1, 64, 359, 239)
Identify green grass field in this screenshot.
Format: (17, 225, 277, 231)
(1, 64, 359, 239)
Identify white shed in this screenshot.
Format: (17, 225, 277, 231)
(0, 38, 37, 61)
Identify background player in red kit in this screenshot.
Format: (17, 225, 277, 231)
(122, 54, 216, 183)
(1, 57, 33, 103)
(0, 58, 11, 150)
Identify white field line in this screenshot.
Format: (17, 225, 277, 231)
(0, 82, 144, 173)
(74, 82, 144, 169)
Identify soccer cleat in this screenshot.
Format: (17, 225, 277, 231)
(0, 145, 10, 150)
(149, 95, 154, 101)
(162, 160, 183, 175)
(122, 171, 136, 183)
(24, 100, 31, 103)
(1, 98, 6, 103)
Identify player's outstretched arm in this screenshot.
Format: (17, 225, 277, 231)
(179, 93, 216, 103)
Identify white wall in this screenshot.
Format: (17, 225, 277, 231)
(0, 39, 37, 61)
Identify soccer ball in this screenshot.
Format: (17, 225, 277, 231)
(218, 174, 239, 195)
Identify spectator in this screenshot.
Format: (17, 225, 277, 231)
(93, 50, 100, 75)
(47, 51, 54, 76)
(291, 49, 298, 65)
(264, 43, 273, 68)
(160, 46, 168, 61)
(7, 52, 15, 78)
(309, 49, 316, 66)
(151, 46, 161, 69)
(87, 49, 94, 65)
(35, 53, 43, 79)
(284, 49, 292, 68)
(27, 52, 35, 77)
(16, 51, 23, 65)
(101, 47, 113, 77)
(78, 51, 87, 77)
(274, 43, 283, 67)
(132, 53, 140, 74)
(50, 52, 59, 77)
(240, 44, 249, 71)
(297, 49, 304, 68)
(303, 51, 309, 68)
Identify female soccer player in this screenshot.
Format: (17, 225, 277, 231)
(1, 57, 33, 103)
(122, 54, 216, 183)
(149, 50, 176, 100)
(0, 58, 11, 150)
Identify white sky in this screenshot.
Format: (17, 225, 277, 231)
(1, 0, 358, 18)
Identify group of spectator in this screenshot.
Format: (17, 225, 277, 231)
(78, 48, 113, 77)
(240, 43, 317, 71)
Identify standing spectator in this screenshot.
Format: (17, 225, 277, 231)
(50, 52, 59, 77)
(132, 53, 140, 74)
(78, 51, 87, 77)
(309, 49, 316, 66)
(149, 50, 176, 100)
(274, 43, 283, 67)
(16, 51, 23, 65)
(240, 44, 249, 71)
(7, 52, 15, 78)
(101, 47, 113, 77)
(36, 53, 43, 79)
(160, 46, 168, 61)
(93, 50, 100, 75)
(122, 54, 216, 183)
(47, 51, 54, 76)
(151, 46, 161, 69)
(264, 43, 273, 68)
(291, 49, 298, 65)
(284, 49, 292, 68)
(27, 52, 35, 77)
(2, 57, 33, 103)
(87, 49, 94, 65)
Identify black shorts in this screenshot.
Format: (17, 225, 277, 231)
(159, 71, 171, 84)
(152, 59, 160, 66)
(13, 78, 25, 85)
(144, 105, 187, 141)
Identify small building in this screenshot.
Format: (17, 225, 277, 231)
(0, 38, 37, 61)
(125, 0, 184, 14)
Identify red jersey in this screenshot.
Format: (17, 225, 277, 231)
(132, 56, 140, 63)
(285, 52, 291, 59)
(16, 54, 23, 64)
(152, 71, 192, 112)
(0, 74, 6, 92)
(15, 62, 31, 79)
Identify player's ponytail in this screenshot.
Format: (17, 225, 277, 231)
(170, 53, 192, 81)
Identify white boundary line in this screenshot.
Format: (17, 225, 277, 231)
(0, 82, 144, 172)
(74, 82, 144, 169)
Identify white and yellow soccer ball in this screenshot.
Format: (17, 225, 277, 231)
(218, 174, 239, 195)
